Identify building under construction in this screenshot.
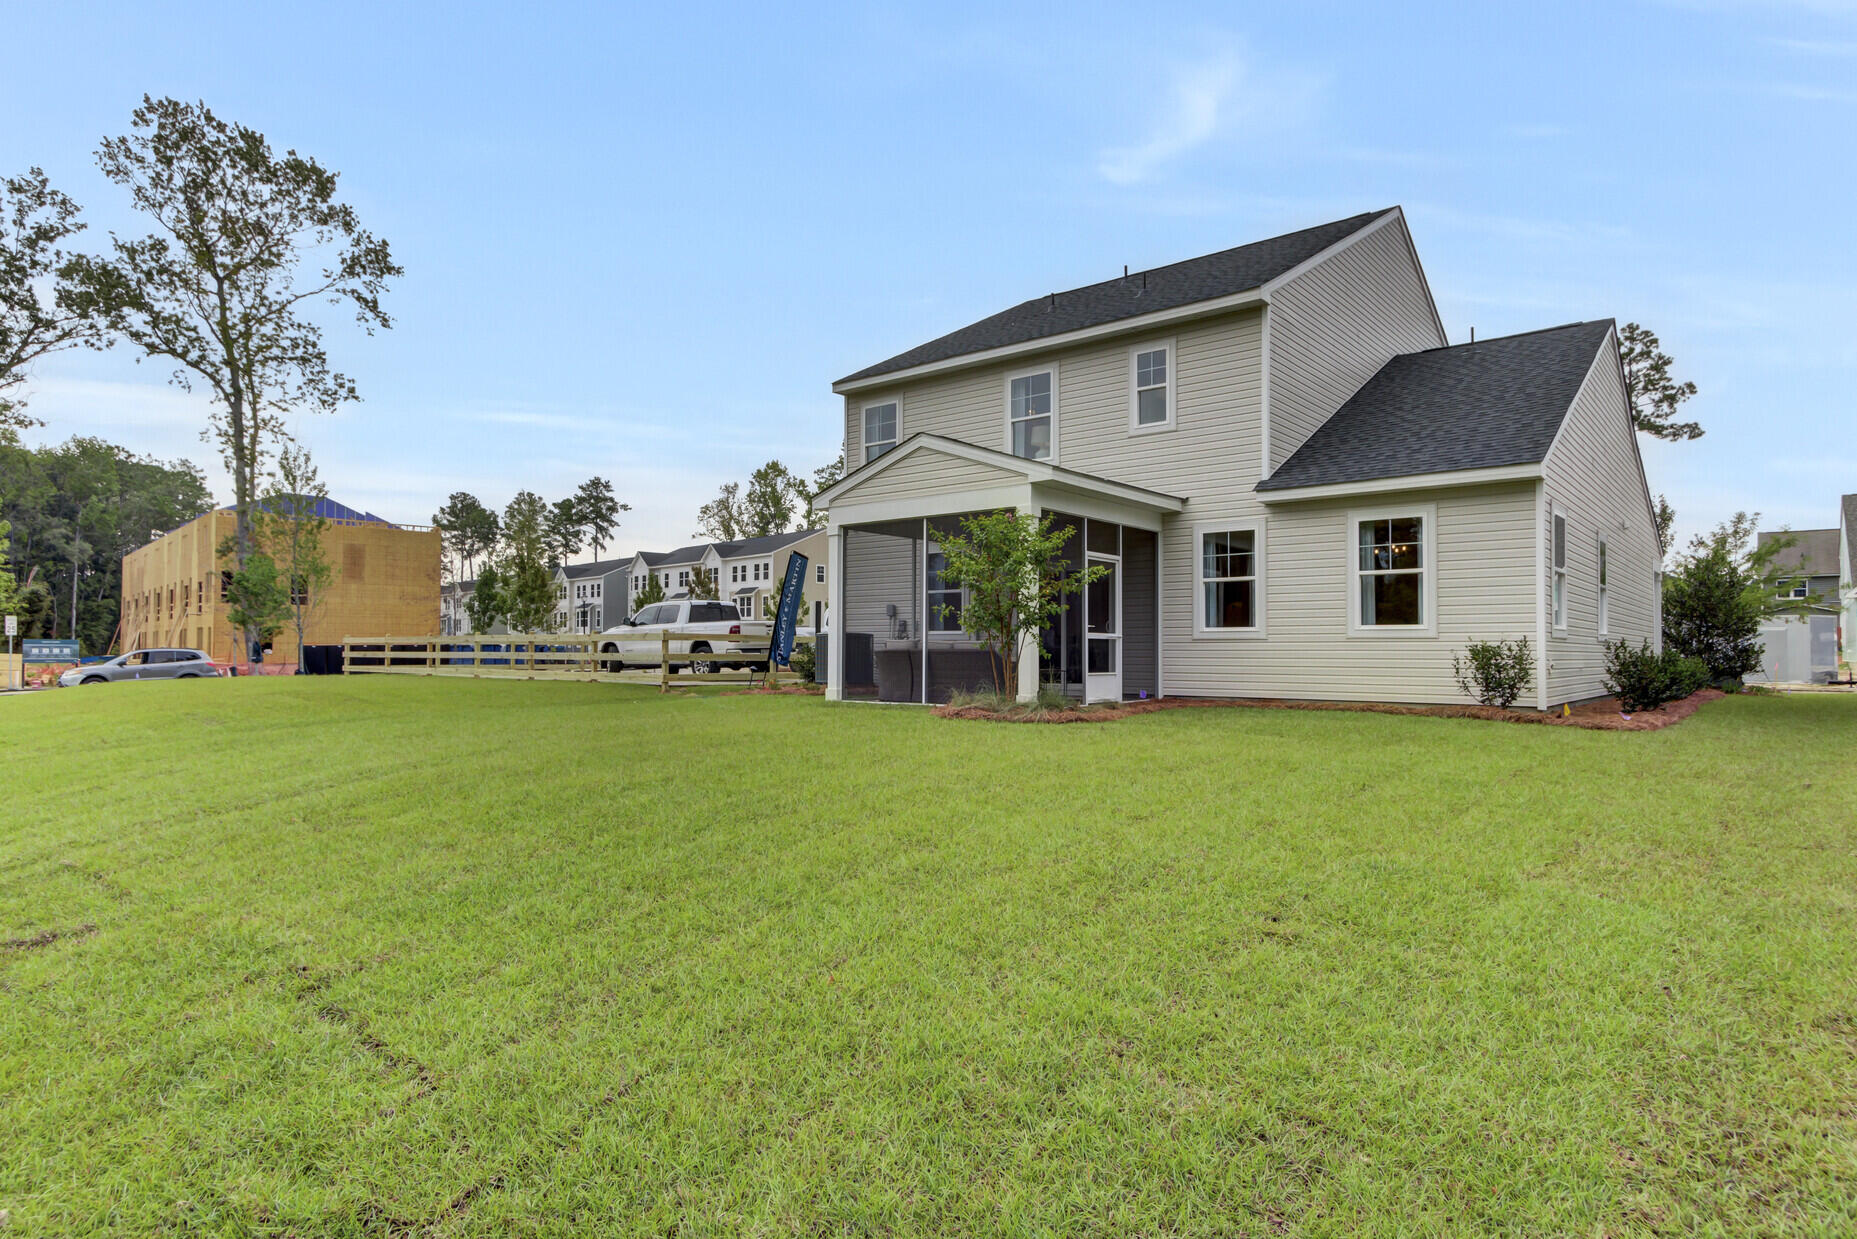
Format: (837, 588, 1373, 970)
(119, 499, 440, 665)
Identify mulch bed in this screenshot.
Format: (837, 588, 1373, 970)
(934, 688, 1726, 730)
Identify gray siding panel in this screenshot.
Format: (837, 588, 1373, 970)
(1122, 528, 1158, 697)
(1541, 343, 1662, 704)
(1267, 217, 1445, 472)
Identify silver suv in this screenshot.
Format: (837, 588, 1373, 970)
(58, 648, 221, 686)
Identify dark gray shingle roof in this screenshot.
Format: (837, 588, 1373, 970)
(1256, 321, 1615, 493)
(1757, 529, 1841, 577)
(562, 555, 633, 580)
(713, 528, 818, 558)
(839, 210, 1396, 385)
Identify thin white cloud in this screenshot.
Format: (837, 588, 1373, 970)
(1766, 35, 1857, 53)
(1098, 53, 1240, 185)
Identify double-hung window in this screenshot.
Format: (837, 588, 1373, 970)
(1596, 536, 1609, 634)
(863, 401, 898, 462)
(1196, 523, 1261, 633)
(1007, 368, 1054, 460)
(816, 564, 826, 584)
(1130, 342, 1173, 431)
(1351, 508, 1432, 632)
(926, 549, 963, 632)
(1551, 508, 1568, 632)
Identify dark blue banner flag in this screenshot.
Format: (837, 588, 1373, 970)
(770, 553, 808, 667)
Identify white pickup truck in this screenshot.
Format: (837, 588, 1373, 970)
(598, 599, 771, 672)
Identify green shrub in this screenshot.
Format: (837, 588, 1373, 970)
(1602, 639, 1709, 713)
(1451, 637, 1535, 708)
(786, 640, 816, 680)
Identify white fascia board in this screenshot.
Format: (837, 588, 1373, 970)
(1256, 463, 1544, 504)
(819, 432, 1184, 514)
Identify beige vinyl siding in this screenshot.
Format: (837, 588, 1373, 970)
(1540, 340, 1661, 704)
(1266, 216, 1444, 473)
(841, 310, 1265, 502)
(841, 448, 1025, 505)
(1162, 483, 1538, 702)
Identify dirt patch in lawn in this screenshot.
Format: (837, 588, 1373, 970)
(4, 922, 98, 951)
(721, 684, 824, 697)
(935, 688, 1725, 730)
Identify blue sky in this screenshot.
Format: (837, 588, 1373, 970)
(5, 1, 1854, 554)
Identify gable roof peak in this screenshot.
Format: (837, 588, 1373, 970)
(837, 208, 1402, 387)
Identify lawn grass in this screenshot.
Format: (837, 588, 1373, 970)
(4, 678, 1855, 1236)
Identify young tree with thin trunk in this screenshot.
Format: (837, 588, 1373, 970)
(256, 445, 334, 666)
(1, 168, 103, 432)
(65, 96, 399, 656)
(465, 562, 505, 634)
(686, 564, 719, 601)
(574, 477, 627, 559)
(930, 511, 1105, 694)
(630, 571, 665, 611)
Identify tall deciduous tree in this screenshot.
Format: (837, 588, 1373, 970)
(255, 445, 334, 665)
(574, 477, 627, 559)
(1, 168, 103, 432)
(743, 461, 800, 537)
(695, 482, 743, 541)
(65, 97, 399, 654)
(543, 497, 582, 568)
(433, 491, 500, 582)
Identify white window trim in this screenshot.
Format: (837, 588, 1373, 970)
(1596, 533, 1609, 636)
(1346, 503, 1437, 637)
(1003, 362, 1059, 463)
(1128, 338, 1177, 435)
(1191, 519, 1266, 639)
(1551, 504, 1569, 635)
(862, 398, 900, 463)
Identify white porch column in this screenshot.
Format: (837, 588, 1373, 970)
(826, 522, 846, 701)
(1016, 501, 1041, 702)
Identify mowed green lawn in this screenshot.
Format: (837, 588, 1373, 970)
(4, 679, 1856, 1237)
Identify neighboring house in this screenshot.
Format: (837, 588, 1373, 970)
(816, 207, 1661, 707)
(712, 528, 828, 622)
(555, 556, 634, 633)
(440, 578, 473, 635)
(1756, 528, 1841, 612)
(120, 499, 441, 664)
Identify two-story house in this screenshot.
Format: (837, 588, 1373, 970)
(816, 207, 1660, 708)
(711, 529, 827, 622)
(556, 556, 634, 633)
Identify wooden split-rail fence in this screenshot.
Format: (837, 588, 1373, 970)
(340, 631, 816, 692)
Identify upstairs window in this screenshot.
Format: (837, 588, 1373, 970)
(816, 564, 826, 583)
(1131, 343, 1173, 431)
(1351, 509, 1431, 632)
(863, 401, 898, 462)
(1551, 508, 1568, 631)
(1007, 369, 1054, 460)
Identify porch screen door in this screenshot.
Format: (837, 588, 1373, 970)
(1084, 554, 1120, 703)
